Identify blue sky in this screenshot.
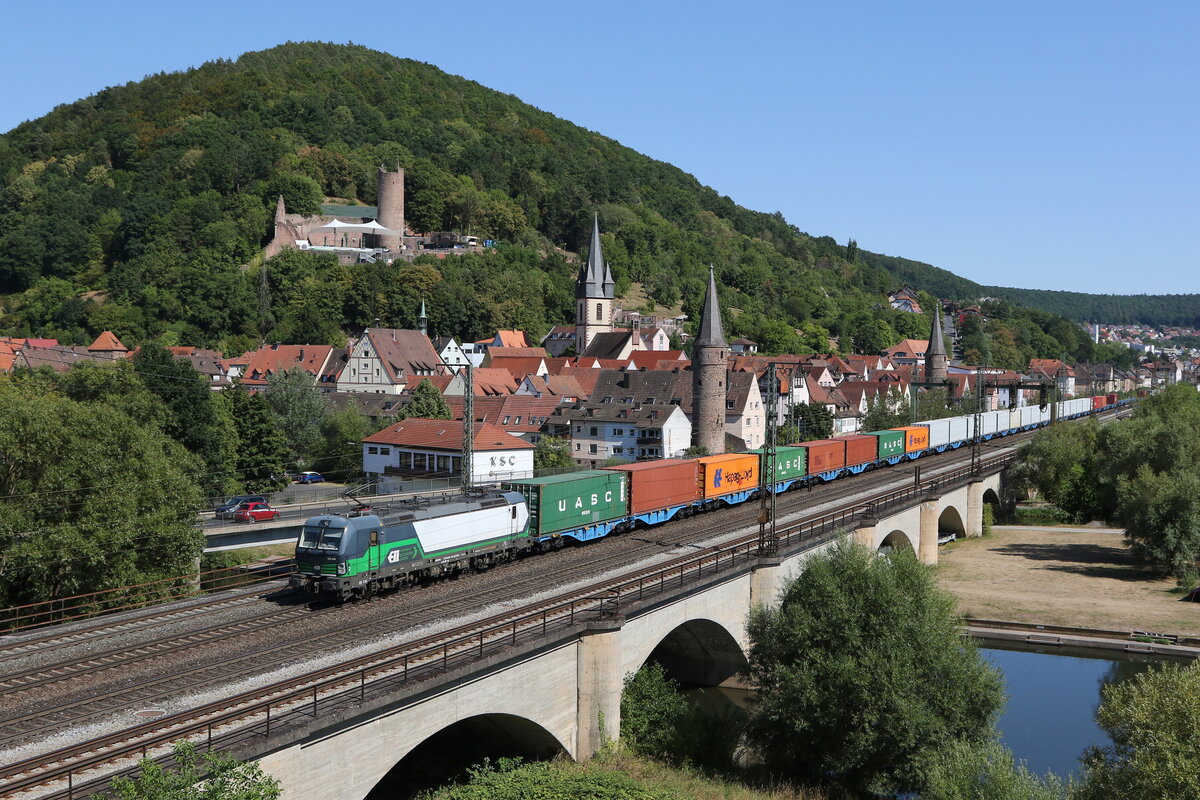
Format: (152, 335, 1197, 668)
(3, 0, 1196, 294)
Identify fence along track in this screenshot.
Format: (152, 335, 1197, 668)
(0, 451, 1015, 800)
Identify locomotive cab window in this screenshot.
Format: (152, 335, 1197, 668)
(370, 531, 379, 546)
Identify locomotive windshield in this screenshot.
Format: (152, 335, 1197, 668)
(299, 525, 344, 551)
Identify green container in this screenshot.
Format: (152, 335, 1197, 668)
(502, 470, 628, 536)
(753, 445, 808, 483)
(865, 430, 905, 458)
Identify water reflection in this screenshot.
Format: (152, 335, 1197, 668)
(980, 644, 1178, 779)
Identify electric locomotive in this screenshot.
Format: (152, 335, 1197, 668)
(290, 490, 530, 601)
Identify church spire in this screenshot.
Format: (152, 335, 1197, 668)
(577, 214, 615, 300)
(419, 297, 428, 338)
(696, 265, 727, 347)
(926, 300, 948, 383)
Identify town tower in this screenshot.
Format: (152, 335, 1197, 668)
(575, 214, 615, 351)
(692, 266, 728, 454)
(376, 164, 405, 250)
(926, 301, 949, 385)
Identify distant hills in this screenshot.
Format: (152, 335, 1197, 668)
(0, 42, 1187, 371)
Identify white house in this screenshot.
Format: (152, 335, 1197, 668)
(362, 418, 534, 492)
(337, 328, 447, 395)
(432, 336, 471, 372)
(563, 405, 691, 467)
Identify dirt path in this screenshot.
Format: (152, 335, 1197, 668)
(936, 525, 1199, 636)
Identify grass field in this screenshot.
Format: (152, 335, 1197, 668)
(936, 525, 1199, 637)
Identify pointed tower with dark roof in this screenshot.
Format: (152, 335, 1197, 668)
(925, 301, 949, 385)
(418, 297, 429, 338)
(692, 266, 728, 454)
(575, 214, 616, 351)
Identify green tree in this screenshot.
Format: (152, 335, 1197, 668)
(533, 436, 573, 471)
(398, 378, 452, 420)
(110, 740, 280, 800)
(1075, 662, 1200, 800)
(132, 344, 237, 496)
(263, 368, 327, 465)
(924, 739, 1065, 800)
(745, 541, 1003, 795)
(313, 405, 376, 483)
(225, 389, 289, 494)
(861, 387, 909, 431)
(620, 663, 689, 757)
(789, 402, 833, 442)
(0, 380, 204, 607)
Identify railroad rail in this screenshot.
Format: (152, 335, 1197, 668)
(0, 450, 1016, 799)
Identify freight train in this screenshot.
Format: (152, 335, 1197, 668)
(291, 394, 1126, 600)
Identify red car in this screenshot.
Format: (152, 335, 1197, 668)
(233, 502, 281, 523)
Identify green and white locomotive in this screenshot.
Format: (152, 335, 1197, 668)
(290, 491, 531, 601)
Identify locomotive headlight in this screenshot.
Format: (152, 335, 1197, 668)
(337, 562, 347, 575)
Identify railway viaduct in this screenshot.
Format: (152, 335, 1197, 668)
(251, 472, 1003, 800)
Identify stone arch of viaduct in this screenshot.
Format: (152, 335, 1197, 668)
(255, 473, 1002, 800)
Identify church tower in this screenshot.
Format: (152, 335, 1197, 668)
(575, 214, 615, 351)
(925, 301, 949, 385)
(692, 266, 728, 454)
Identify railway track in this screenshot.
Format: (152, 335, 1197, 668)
(0, 428, 1003, 725)
(1, 411, 1132, 799)
(0, 445, 1028, 799)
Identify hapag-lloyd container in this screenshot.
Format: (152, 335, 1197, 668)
(796, 439, 846, 474)
(502, 470, 627, 536)
(604, 459, 698, 514)
(841, 435, 878, 468)
(697, 453, 760, 500)
(866, 430, 905, 458)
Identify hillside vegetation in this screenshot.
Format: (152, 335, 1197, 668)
(0, 42, 1151, 364)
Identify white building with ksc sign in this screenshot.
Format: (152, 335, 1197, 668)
(362, 418, 534, 493)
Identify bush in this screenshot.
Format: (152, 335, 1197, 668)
(621, 663, 688, 757)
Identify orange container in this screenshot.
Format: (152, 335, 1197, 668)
(604, 459, 699, 514)
(696, 453, 760, 499)
(895, 426, 930, 453)
(797, 439, 846, 474)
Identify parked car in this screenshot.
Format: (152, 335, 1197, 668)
(215, 495, 268, 520)
(297, 471, 324, 484)
(233, 502, 281, 523)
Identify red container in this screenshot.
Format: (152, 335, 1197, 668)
(1106, 393, 1118, 405)
(841, 435, 878, 469)
(604, 459, 699, 514)
(1092, 396, 1105, 410)
(797, 439, 846, 474)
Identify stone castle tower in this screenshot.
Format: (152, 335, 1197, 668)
(575, 214, 615, 351)
(925, 300, 949, 385)
(692, 266, 728, 454)
(376, 165, 405, 250)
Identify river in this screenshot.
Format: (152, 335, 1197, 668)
(980, 643, 1181, 779)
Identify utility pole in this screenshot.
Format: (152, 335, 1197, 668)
(758, 364, 779, 558)
(462, 363, 474, 491)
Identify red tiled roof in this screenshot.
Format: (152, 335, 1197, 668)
(626, 350, 685, 370)
(240, 344, 333, 386)
(494, 330, 532, 348)
(88, 330, 128, 352)
(364, 419, 532, 451)
(366, 328, 446, 384)
(486, 346, 547, 359)
(488, 356, 547, 379)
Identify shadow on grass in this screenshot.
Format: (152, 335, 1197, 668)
(992, 542, 1159, 582)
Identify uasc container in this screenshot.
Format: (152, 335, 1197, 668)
(865, 430, 905, 458)
(604, 459, 698, 514)
(894, 426, 930, 453)
(502, 470, 627, 536)
(841, 435, 878, 469)
(697, 453, 760, 500)
(752, 445, 808, 484)
(797, 439, 846, 474)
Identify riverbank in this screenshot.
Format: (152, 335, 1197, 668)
(936, 524, 1199, 636)
(422, 750, 826, 799)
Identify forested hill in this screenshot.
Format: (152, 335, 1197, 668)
(0, 42, 1163, 369)
(861, 251, 1200, 326)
